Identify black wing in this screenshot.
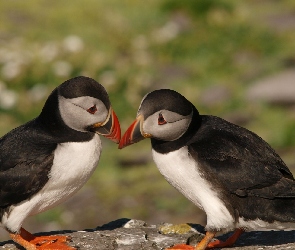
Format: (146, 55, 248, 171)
(188, 115, 295, 199)
(0, 120, 56, 208)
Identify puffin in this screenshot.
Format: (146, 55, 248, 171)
(0, 76, 121, 250)
(119, 89, 295, 250)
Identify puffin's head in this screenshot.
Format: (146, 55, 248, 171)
(56, 76, 121, 143)
(119, 89, 193, 149)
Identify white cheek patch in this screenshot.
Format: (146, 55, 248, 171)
(143, 110, 192, 141)
(58, 96, 108, 132)
(157, 119, 189, 141)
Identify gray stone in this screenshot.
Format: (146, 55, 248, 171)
(1, 219, 295, 249)
(246, 69, 295, 105)
(200, 85, 232, 107)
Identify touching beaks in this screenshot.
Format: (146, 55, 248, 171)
(119, 114, 150, 149)
(91, 108, 121, 144)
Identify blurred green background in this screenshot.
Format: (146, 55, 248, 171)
(1, 0, 295, 242)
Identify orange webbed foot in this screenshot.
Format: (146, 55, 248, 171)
(207, 239, 229, 248)
(206, 228, 244, 249)
(166, 228, 244, 250)
(166, 243, 195, 249)
(32, 235, 74, 249)
(165, 230, 215, 250)
(10, 227, 75, 250)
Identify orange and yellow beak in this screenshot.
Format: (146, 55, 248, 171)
(92, 108, 121, 144)
(119, 115, 150, 149)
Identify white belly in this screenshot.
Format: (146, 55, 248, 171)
(152, 146, 234, 231)
(2, 134, 101, 232)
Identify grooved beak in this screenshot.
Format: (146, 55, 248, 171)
(91, 108, 121, 144)
(119, 115, 149, 149)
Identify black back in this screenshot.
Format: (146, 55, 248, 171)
(0, 119, 55, 216)
(152, 107, 295, 223)
(188, 115, 294, 199)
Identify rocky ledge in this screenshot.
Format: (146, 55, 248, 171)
(1, 219, 295, 249)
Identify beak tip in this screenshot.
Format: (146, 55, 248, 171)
(118, 136, 129, 149)
(119, 117, 146, 149)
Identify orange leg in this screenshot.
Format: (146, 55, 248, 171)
(10, 227, 76, 250)
(207, 228, 244, 249)
(166, 231, 215, 250)
(166, 228, 244, 250)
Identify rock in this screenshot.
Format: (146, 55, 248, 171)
(246, 69, 295, 106)
(1, 219, 295, 249)
(200, 85, 232, 107)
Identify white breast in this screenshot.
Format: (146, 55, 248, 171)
(152, 146, 234, 232)
(2, 134, 101, 232)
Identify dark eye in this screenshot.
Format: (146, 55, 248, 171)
(158, 113, 167, 125)
(87, 105, 97, 114)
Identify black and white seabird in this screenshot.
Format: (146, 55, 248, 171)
(0, 76, 121, 250)
(119, 89, 295, 250)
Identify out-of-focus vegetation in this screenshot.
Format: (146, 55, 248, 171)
(1, 0, 295, 241)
